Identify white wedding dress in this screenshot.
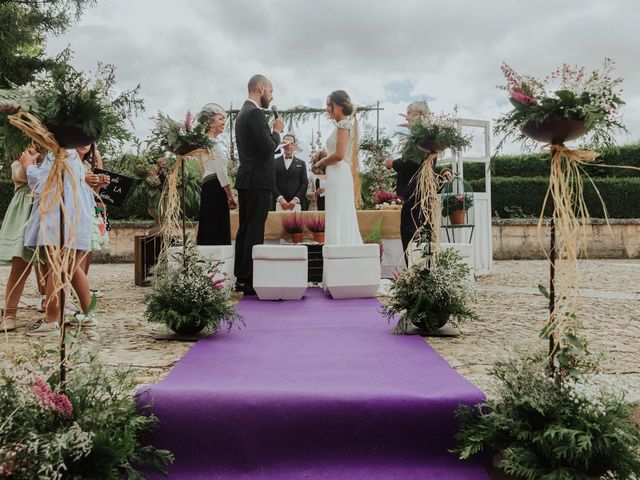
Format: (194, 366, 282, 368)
(324, 119, 363, 245)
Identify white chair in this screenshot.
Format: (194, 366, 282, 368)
(252, 245, 308, 300)
(168, 245, 236, 287)
(322, 244, 381, 299)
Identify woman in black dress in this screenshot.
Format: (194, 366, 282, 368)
(196, 104, 237, 245)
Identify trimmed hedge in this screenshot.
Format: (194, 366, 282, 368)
(468, 176, 640, 218)
(4, 176, 640, 221)
(464, 144, 640, 180)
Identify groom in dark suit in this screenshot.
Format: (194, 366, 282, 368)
(274, 133, 309, 211)
(234, 74, 284, 294)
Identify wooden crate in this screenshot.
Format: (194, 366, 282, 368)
(306, 243, 323, 283)
(134, 234, 163, 286)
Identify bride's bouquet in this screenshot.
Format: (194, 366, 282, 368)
(311, 149, 327, 175)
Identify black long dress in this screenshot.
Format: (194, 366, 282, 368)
(197, 175, 231, 245)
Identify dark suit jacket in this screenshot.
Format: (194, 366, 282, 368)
(273, 155, 309, 207)
(235, 100, 281, 191)
(392, 156, 422, 200)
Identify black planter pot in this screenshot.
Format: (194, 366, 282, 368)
(173, 143, 201, 156)
(411, 307, 450, 332)
(169, 319, 207, 336)
(418, 139, 448, 154)
(520, 117, 588, 144)
(47, 123, 97, 149)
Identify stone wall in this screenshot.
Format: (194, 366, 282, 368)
(90, 218, 640, 262)
(492, 218, 640, 260)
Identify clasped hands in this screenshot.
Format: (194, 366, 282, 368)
(278, 196, 299, 211)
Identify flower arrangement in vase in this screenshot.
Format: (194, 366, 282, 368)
(495, 58, 626, 149)
(382, 247, 477, 334)
(282, 213, 305, 243)
(145, 239, 242, 336)
(0, 63, 142, 154)
(305, 215, 325, 243)
(150, 111, 215, 156)
(398, 109, 472, 163)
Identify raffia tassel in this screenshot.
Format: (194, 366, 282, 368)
(350, 117, 361, 208)
(7, 110, 80, 287)
(411, 152, 442, 252)
(537, 145, 602, 351)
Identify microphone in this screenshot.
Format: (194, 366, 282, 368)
(271, 105, 279, 119)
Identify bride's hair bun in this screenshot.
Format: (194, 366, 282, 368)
(329, 90, 354, 116)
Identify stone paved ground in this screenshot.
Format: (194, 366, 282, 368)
(1, 260, 639, 400)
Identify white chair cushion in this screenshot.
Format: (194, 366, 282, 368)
(252, 245, 308, 260)
(322, 244, 379, 259)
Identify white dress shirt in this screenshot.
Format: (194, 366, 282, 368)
(283, 156, 294, 170)
(201, 143, 230, 188)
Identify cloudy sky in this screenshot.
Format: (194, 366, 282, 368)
(47, 0, 640, 159)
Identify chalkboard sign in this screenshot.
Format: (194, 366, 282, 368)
(93, 168, 134, 207)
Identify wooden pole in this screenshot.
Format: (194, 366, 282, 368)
(59, 171, 66, 386)
(376, 101, 380, 148)
(181, 156, 187, 270)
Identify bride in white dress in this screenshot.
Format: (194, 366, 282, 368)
(314, 90, 363, 245)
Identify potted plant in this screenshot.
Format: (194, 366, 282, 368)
(144, 241, 242, 336)
(441, 193, 473, 224)
(0, 351, 173, 478)
(305, 215, 325, 244)
(282, 213, 305, 244)
(373, 189, 402, 210)
(455, 349, 640, 480)
(495, 59, 626, 149)
(150, 111, 215, 156)
(382, 246, 477, 334)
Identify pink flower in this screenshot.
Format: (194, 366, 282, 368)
(207, 271, 226, 290)
(184, 111, 193, 130)
(510, 91, 538, 106)
(455, 195, 464, 202)
(373, 189, 398, 205)
(32, 375, 73, 417)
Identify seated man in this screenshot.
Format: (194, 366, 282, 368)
(274, 133, 309, 211)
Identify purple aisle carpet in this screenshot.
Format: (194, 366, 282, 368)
(142, 288, 489, 479)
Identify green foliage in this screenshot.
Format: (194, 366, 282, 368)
(105, 144, 202, 220)
(0, 351, 173, 479)
(496, 60, 627, 150)
(382, 243, 477, 334)
(0, 1, 96, 89)
(398, 111, 472, 164)
(454, 351, 640, 479)
(0, 63, 143, 163)
(144, 240, 242, 334)
(464, 145, 640, 181)
(359, 131, 395, 209)
(468, 176, 640, 218)
(150, 111, 215, 155)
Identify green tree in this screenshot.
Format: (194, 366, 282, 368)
(0, 0, 96, 88)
